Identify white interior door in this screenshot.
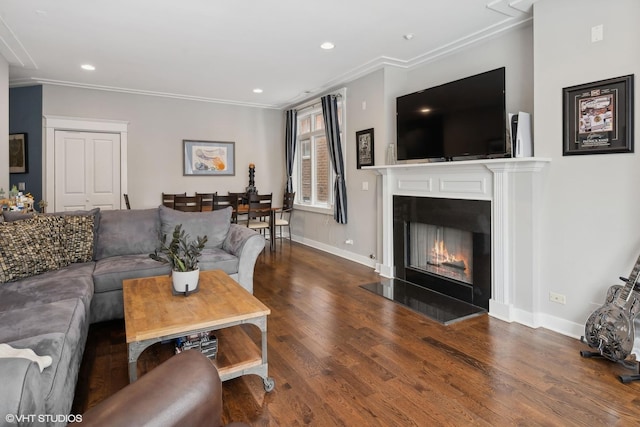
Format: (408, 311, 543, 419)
(54, 131, 121, 212)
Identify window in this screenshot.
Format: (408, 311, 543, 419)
(293, 95, 344, 213)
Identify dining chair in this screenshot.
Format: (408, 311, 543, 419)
(196, 192, 216, 211)
(275, 191, 295, 245)
(245, 193, 272, 237)
(228, 192, 248, 222)
(123, 193, 131, 210)
(214, 194, 239, 223)
(162, 192, 187, 209)
(172, 195, 202, 212)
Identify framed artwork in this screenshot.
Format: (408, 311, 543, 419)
(356, 128, 374, 169)
(183, 140, 235, 176)
(9, 133, 27, 173)
(563, 74, 634, 156)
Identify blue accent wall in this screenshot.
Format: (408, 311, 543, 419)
(9, 86, 43, 204)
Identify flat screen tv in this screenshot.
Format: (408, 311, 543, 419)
(396, 67, 507, 162)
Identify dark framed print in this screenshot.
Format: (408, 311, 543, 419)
(183, 140, 235, 176)
(356, 128, 374, 168)
(563, 74, 634, 156)
(9, 133, 27, 173)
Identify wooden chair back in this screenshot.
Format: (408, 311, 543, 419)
(196, 192, 216, 211)
(214, 194, 239, 223)
(162, 192, 187, 209)
(282, 192, 295, 215)
(173, 195, 202, 212)
(247, 193, 272, 222)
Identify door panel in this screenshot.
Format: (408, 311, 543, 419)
(55, 131, 121, 212)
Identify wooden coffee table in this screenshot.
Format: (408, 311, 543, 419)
(123, 269, 274, 392)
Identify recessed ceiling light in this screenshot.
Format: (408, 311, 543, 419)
(81, 64, 95, 71)
(253, 88, 263, 94)
(420, 108, 431, 113)
(320, 42, 335, 50)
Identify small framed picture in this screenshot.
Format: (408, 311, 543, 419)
(183, 140, 235, 176)
(356, 128, 374, 169)
(9, 133, 28, 173)
(562, 75, 634, 156)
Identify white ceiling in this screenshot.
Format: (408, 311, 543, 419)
(0, 0, 534, 109)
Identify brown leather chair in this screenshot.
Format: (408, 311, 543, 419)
(81, 350, 249, 427)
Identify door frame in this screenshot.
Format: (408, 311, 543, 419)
(43, 115, 128, 210)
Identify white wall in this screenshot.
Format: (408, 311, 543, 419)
(292, 70, 386, 266)
(0, 56, 8, 193)
(42, 85, 284, 208)
(293, 26, 535, 267)
(534, 0, 640, 336)
(401, 23, 534, 123)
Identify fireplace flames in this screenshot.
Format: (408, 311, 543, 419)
(428, 239, 467, 271)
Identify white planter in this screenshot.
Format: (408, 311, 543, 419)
(172, 269, 200, 294)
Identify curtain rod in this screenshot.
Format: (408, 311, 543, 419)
(291, 92, 343, 112)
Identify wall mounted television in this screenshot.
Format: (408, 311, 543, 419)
(396, 67, 508, 162)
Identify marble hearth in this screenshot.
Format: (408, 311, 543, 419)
(368, 158, 550, 324)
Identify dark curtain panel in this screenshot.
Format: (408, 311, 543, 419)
(284, 109, 297, 194)
(321, 94, 347, 224)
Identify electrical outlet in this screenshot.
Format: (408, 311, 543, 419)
(549, 292, 566, 305)
(345, 239, 354, 245)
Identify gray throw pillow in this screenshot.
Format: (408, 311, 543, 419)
(158, 205, 232, 249)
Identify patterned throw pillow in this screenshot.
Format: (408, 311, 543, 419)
(0, 216, 64, 283)
(64, 214, 95, 263)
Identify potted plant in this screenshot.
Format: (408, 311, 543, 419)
(150, 224, 208, 295)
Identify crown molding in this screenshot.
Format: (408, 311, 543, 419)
(9, 77, 281, 110)
(0, 14, 37, 68)
(283, 12, 533, 108)
(6, 0, 536, 110)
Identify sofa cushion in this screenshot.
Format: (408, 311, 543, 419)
(95, 209, 160, 260)
(3, 208, 101, 262)
(197, 248, 239, 274)
(0, 298, 89, 417)
(0, 216, 66, 283)
(64, 213, 96, 263)
(0, 263, 94, 316)
(158, 205, 231, 249)
(93, 255, 171, 293)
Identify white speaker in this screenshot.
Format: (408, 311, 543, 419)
(509, 112, 533, 158)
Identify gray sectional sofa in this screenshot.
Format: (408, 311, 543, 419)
(0, 205, 265, 427)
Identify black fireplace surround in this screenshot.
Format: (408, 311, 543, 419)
(393, 196, 491, 310)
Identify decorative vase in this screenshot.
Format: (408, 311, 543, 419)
(172, 269, 200, 295)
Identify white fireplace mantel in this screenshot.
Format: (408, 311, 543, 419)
(367, 157, 551, 325)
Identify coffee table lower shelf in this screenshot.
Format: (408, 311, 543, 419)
(212, 324, 274, 392)
(128, 318, 275, 392)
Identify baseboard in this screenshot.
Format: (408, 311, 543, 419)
(489, 299, 583, 340)
(291, 235, 377, 269)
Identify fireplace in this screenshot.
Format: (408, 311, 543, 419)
(394, 196, 491, 309)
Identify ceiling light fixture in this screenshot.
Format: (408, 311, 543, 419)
(403, 34, 414, 41)
(253, 88, 263, 94)
(81, 64, 95, 71)
(320, 42, 335, 50)
(420, 108, 431, 113)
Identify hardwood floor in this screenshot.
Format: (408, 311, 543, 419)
(73, 242, 640, 425)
